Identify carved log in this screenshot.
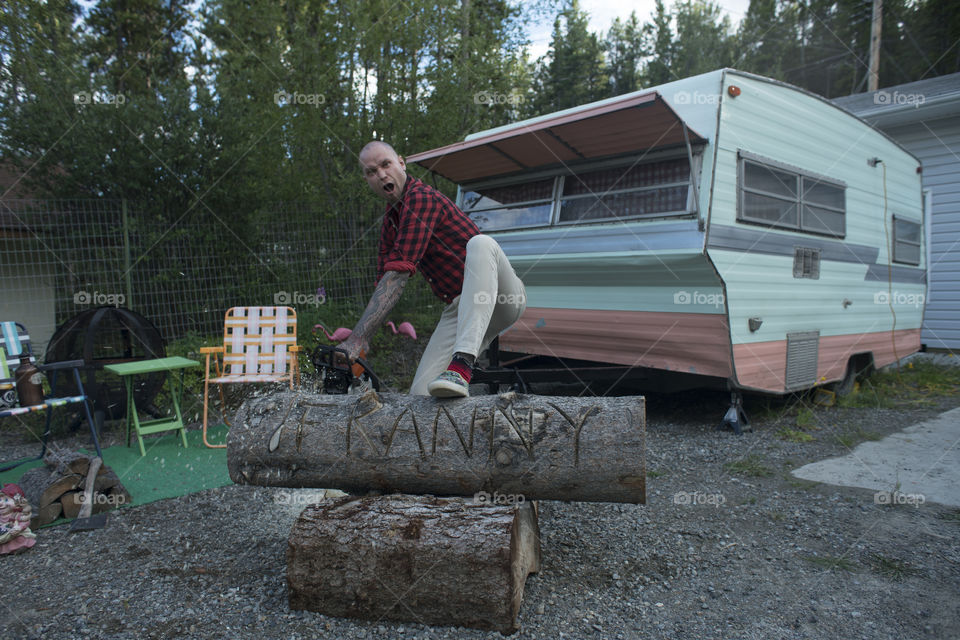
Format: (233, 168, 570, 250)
(228, 390, 645, 503)
(287, 494, 540, 634)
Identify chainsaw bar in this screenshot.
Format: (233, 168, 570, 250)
(310, 345, 381, 394)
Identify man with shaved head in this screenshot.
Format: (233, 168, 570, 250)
(338, 140, 526, 397)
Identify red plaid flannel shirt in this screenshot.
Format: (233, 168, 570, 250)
(376, 176, 479, 303)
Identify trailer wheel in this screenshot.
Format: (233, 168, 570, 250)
(831, 355, 874, 397)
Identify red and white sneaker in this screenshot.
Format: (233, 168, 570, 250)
(427, 370, 470, 398)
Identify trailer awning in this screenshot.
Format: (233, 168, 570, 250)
(406, 92, 706, 184)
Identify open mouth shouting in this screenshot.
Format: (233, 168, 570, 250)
(359, 142, 408, 203)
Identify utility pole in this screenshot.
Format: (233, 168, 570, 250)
(868, 0, 883, 91)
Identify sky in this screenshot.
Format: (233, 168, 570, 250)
(527, 0, 754, 60)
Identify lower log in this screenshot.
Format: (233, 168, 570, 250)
(228, 390, 645, 503)
(287, 494, 540, 634)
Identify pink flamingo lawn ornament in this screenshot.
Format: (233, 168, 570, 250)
(314, 321, 416, 342)
(313, 323, 353, 342)
(386, 321, 417, 340)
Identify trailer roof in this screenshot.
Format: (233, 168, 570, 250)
(407, 92, 705, 183)
(832, 71, 960, 127)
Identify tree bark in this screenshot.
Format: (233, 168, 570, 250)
(19, 467, 83, 509)
(287, 494, 540, 634)
(43, 448, 90, 477)
(228, 390, 645, 503)
(93, 466, 123, 492)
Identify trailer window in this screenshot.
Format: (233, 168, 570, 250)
(801, 177, 845, 235)
(558, 158, 691, 223)
(460, 178, 555, 231)
(739, 154, 845, 237)
(892, 216, 921, 265)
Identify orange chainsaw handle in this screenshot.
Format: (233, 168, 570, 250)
(351, 351, 367, 379)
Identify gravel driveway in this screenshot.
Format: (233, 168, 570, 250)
(2, 360, 958, 640)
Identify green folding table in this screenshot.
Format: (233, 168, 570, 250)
(104, 356, 200, 456)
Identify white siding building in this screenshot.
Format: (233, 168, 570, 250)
(835, 73, 960, 352)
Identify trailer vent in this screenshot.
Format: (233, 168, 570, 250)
(785, 331, 820, 390)
(793, 247, 820, 279)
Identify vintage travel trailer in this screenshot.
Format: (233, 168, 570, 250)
(407, 69, 927, 403)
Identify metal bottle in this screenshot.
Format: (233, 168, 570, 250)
(15, 353, 44, 407)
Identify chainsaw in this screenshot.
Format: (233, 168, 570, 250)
(310, 345, 380, 394)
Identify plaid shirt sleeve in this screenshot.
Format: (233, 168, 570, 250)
(380, 186, 446, 275)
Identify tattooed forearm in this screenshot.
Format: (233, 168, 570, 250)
(351, 271, 410, 343)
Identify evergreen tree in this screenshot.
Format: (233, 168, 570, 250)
(532, 0, 608, 113)
(641, 0, 675, 86)
(605, 12, 644, 96)
(908, 0, 960, 78)
(671, 0, 735, 80)
(735, 0, 803, 81)
(0, 0, 86, 195)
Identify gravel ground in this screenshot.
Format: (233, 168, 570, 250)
(1, 355, 958, 640)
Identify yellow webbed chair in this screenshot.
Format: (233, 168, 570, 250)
(200, 306, 301, 448)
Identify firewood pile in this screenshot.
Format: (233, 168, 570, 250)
(18, 446, 131, 528)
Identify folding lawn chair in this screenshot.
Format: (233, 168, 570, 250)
(200, 307, 302, 448)
(0, 321, 101, 472)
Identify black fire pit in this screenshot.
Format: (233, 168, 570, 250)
(45, 307, 167, 424)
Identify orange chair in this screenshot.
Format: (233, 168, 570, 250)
(200, 307, 302, 448)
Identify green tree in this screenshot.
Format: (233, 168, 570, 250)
(735, 0, 804, 81)
(868, 0, 959, 86)
(73, 0, 201, 207)
(641, 0, 675, 86)
(908, 0, 960, 78)
(423, 0, 532, 144)
(0, 0, 87, 196)
(670, 0, 736, 80)
(605, 12, 644, 96)
(532, 0, 608, 113)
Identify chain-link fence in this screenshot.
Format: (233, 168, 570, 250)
(0, 198, 433, 354)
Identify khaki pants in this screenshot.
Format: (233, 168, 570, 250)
(409, 235, 526, 395)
